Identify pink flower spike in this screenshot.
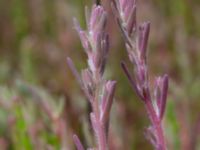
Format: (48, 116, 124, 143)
(112, 1, 168, 149)
(71, 3, 116, 150)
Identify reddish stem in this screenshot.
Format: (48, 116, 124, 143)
(146, 100, 166, 150)
(93, 78, 107, 150)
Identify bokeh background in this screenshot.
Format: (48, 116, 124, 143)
(0, 0, 200, 149)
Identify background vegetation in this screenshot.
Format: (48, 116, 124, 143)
(0, 0, 200, 149)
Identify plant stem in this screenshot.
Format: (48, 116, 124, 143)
(94, 79, 107, 150)
(146, 100, 166, 150)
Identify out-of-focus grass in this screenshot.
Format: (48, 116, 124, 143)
(0, 82, 72, 150)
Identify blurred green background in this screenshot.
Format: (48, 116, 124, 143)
(0, 0, 200, 149)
